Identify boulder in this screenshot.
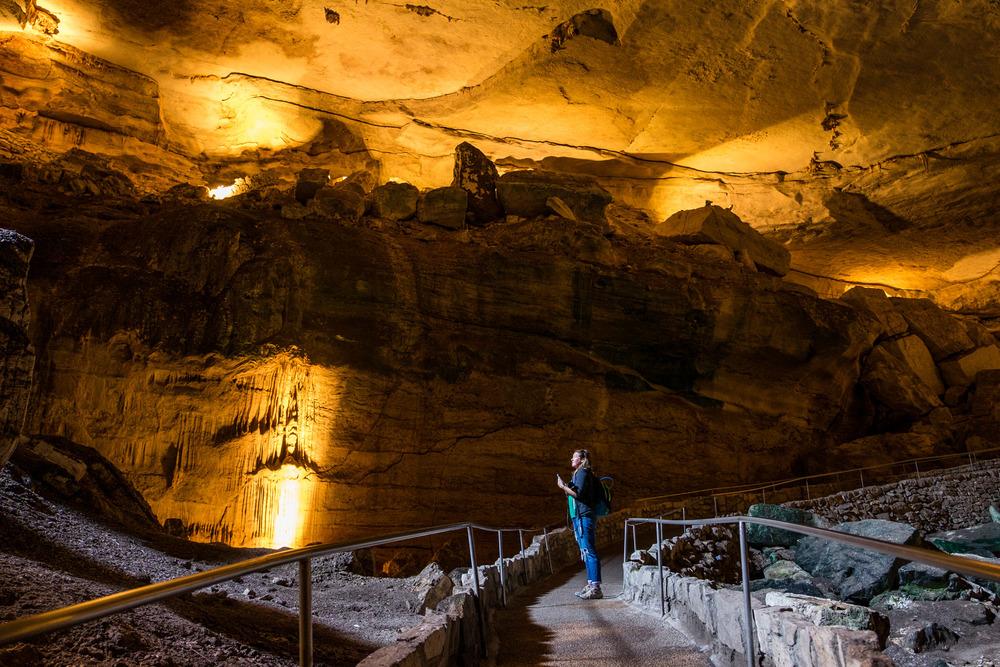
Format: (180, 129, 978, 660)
(927, 523, 1000, 556)
(417, 186, 468, 230)
(496, 170, 612, 225)
(654, 205, 790, 277)
(0, 228, 34, 470)
(452, 142, 502, 226)
(166, 183, 210, 200)
(860, 343, 943, 417)
(690, 243, 735, 262)
(960, 318, 997, 348)
(763, 560, 811, 581)
(311, 187, 365, 221)
(950, 552, 1000, 596)
(294, 168, 330, 204)
(938, 344, 1000, 388)
(794, 519, 918, 604)
(746, 503, 814, 547)
(840, 287, 909, 337)
(629, 549, 657, 566)
(371, 182, 419, 220)
(971, 369, 1000, 417)
(411, 562, 454, 612)
(545, 196, 576, 220)
(900, 622, 960, 653)
(897, 561, 952, 589)
(890, 297, 975, 361)
(880, 334, 945, 395)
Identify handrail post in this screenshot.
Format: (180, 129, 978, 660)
(915, 461, 921, 481)
(518, 529, 525, 557)
(299, 558, 313, 667)
(467, 526, 481, 597)
(713, 496, 718, 517)
(622, 520, 629, 567)
(543, 527, 553, 574)
(656, 519, 664, 617)
(860, 469, 865, 489)
(631, 523, 637, 554)
(805, 479, 810, 500)
(497, 530, 507, 607)
(738, 521, 755, 667)
(682, 506, 686, 533)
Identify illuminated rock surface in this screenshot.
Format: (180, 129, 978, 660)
(2, 0, 1000, 549)
(1, 1, 1000, 308)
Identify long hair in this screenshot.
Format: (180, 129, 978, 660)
(575, 449, 593, 470)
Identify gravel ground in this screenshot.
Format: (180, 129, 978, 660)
(0, 463, 427, 666)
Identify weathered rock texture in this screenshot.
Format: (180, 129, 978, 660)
(3, 1, 1000, 313)
(5, 153, 1000, 550)
(0, 228, 33, 469)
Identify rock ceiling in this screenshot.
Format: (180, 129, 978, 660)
(2, 1, 1000, 304)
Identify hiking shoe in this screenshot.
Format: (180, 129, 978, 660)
(579, 586, 604, 600)
(574, 584, 594, 598)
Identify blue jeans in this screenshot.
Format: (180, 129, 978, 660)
(572, 516, 601, 584)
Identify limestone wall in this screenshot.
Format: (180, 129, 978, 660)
(0, 228, 34, 470)
(359, 526, 581, 666)
(622, 563, 890, 667)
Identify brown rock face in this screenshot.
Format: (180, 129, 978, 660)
(3, 184, 889, 548)
(0, 228, 34, 469)
(451, 143, 502, 226)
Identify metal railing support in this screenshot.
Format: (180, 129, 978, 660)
(805, 479, 810, 500)
(656, 520, 664, 617)
(497, 530, 507, 607)
(631, 523, 637, 554)
(860, 469, 865, 488)
(467, 526, 480, 597)
(299, 558, 313, 667)
(738, 522, 754, 667)
(622, 520, 630, 565)
(543, 528, 553, 574)
(915, 461, 921, 481)
(518, 530, 525, 557)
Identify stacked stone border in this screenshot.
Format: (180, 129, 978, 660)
(622, 458, 1000, 667)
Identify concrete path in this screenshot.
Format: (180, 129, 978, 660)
(492, 545, 713, 665)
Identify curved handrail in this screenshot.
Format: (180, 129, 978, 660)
(624, 514, 1000, 667)
(636, 445, 1000, 506)
(0, 519, 563, 659)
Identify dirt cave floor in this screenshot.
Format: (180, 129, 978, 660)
(0, 463, 431, 666)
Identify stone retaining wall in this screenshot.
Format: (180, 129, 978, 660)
(621, 562, 889, 667)
(786, 459, 1000, 535)
(358, 526, 582, 666)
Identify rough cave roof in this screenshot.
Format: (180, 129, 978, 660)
(2, 0, 1000, 308)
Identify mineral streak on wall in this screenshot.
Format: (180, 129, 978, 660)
(30, 333, 338, 547)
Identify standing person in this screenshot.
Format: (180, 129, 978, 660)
(556, 449, 603, 599)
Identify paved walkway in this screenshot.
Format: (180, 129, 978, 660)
(493, 545, 712, 665)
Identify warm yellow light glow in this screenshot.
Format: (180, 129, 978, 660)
(272, 464, 303, 548)
(209, 183, 239, 199)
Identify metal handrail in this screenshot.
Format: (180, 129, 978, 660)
(0, 520, 562, 665)
(625, 515, 1000, 667)
(637, 445, 1000, 506)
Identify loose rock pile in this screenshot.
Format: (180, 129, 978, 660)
(631, 463, 1000, 665)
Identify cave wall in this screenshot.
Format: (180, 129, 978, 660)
(2, 189, 890, 547)
(0, 228, 33, 468)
